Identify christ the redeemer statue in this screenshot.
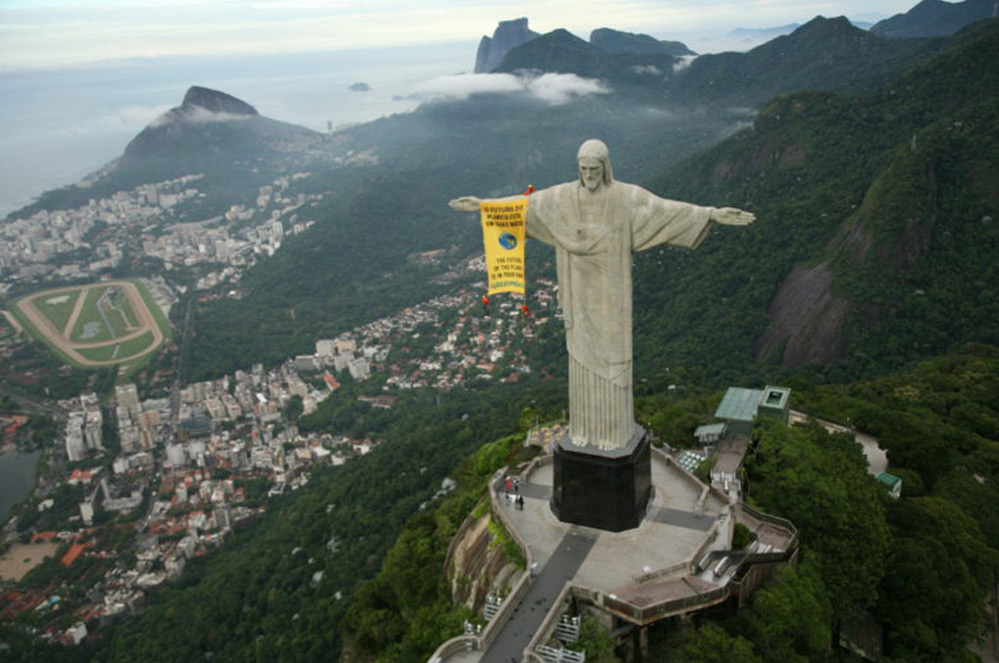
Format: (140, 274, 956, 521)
(450, 139, 753, 530)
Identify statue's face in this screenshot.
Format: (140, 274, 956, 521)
(578, 157, 603, 191)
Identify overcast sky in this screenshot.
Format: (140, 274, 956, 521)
(1, 0, 924, 70)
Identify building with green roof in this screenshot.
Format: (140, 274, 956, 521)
(714, 385, 791, 435)
(876, 472, 902, 499)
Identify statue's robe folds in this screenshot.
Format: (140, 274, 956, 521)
(526, 182, 713, 451)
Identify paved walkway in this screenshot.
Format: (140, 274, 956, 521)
(480, 530, 596, 663)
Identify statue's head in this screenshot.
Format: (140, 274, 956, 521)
(577, 139, 614, 191)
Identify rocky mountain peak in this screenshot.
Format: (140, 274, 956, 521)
(474, 18, 539, 73)
(180, 86, 258, 116)
(793, 15, 861, 39)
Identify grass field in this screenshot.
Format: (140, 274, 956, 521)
(32, 290, 80, 335)
(136, 282, 173, 347)
(77, 330, 155, 363)
(68, 284, 147, 343)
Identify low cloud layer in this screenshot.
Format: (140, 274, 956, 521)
(148, 106, 253, 128)
(672, 55, 698, 73)
(406, 72, 610, 105)
(101, 104, 173, 130)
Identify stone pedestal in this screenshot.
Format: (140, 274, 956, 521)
(550, 428, 652, 532)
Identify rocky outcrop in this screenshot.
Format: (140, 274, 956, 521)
(180, 86, 258, 116)
(475, 18, 539, 73)
(589, 27, 695, 56)
(446, 510, 519, 611)
(754, 261, 852, 368)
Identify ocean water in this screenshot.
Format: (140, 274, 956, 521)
(0, 41, 476, 218)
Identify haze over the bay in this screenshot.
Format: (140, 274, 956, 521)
(1, 0, 916, 68)
(0, 0, 917, 217)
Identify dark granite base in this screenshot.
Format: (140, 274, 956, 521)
(550, 428, 652, 532)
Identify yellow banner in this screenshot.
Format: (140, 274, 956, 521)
(480, 198, 527, 295)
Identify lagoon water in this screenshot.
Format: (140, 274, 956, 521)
(0, 450, 41, 523)
(0, 42, 475, 219)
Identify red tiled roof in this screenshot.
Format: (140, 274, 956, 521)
(61, 543, 88, 567)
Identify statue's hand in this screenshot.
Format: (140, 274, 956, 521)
(711, 207, 755, 226)
(448, 196, 482, 212)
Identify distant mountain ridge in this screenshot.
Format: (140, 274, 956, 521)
(589, 27, 695, 56)
(495, 28, 610, 75)
(493, 16, 952, 108)
(493, 28, 683, 101)
(667, 15, 947, 106)
(871, 0, 998, 37)
(8, 85, 326, 221)
(474, 18, 695, 73)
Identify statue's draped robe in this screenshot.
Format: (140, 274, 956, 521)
(527, 182, 713, 451)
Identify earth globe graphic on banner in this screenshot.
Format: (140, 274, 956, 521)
(499, 233, 518, 250)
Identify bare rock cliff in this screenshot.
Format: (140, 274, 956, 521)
(446, 510, 519, 611)
(475, 18, 539, 73)
(755, 261, 852, 367)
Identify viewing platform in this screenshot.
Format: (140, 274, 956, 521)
(430, 446, 798, 663)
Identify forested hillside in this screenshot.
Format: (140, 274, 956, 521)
(633, 19, 999, 383)
(664, 15, 952, 107)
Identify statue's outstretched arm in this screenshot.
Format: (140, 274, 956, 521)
(710, 207, 755, 226)
(448, 196, 482, 212)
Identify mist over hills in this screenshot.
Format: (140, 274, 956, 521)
(474, 18, 694, 74)
(493, 16, 957, 109)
